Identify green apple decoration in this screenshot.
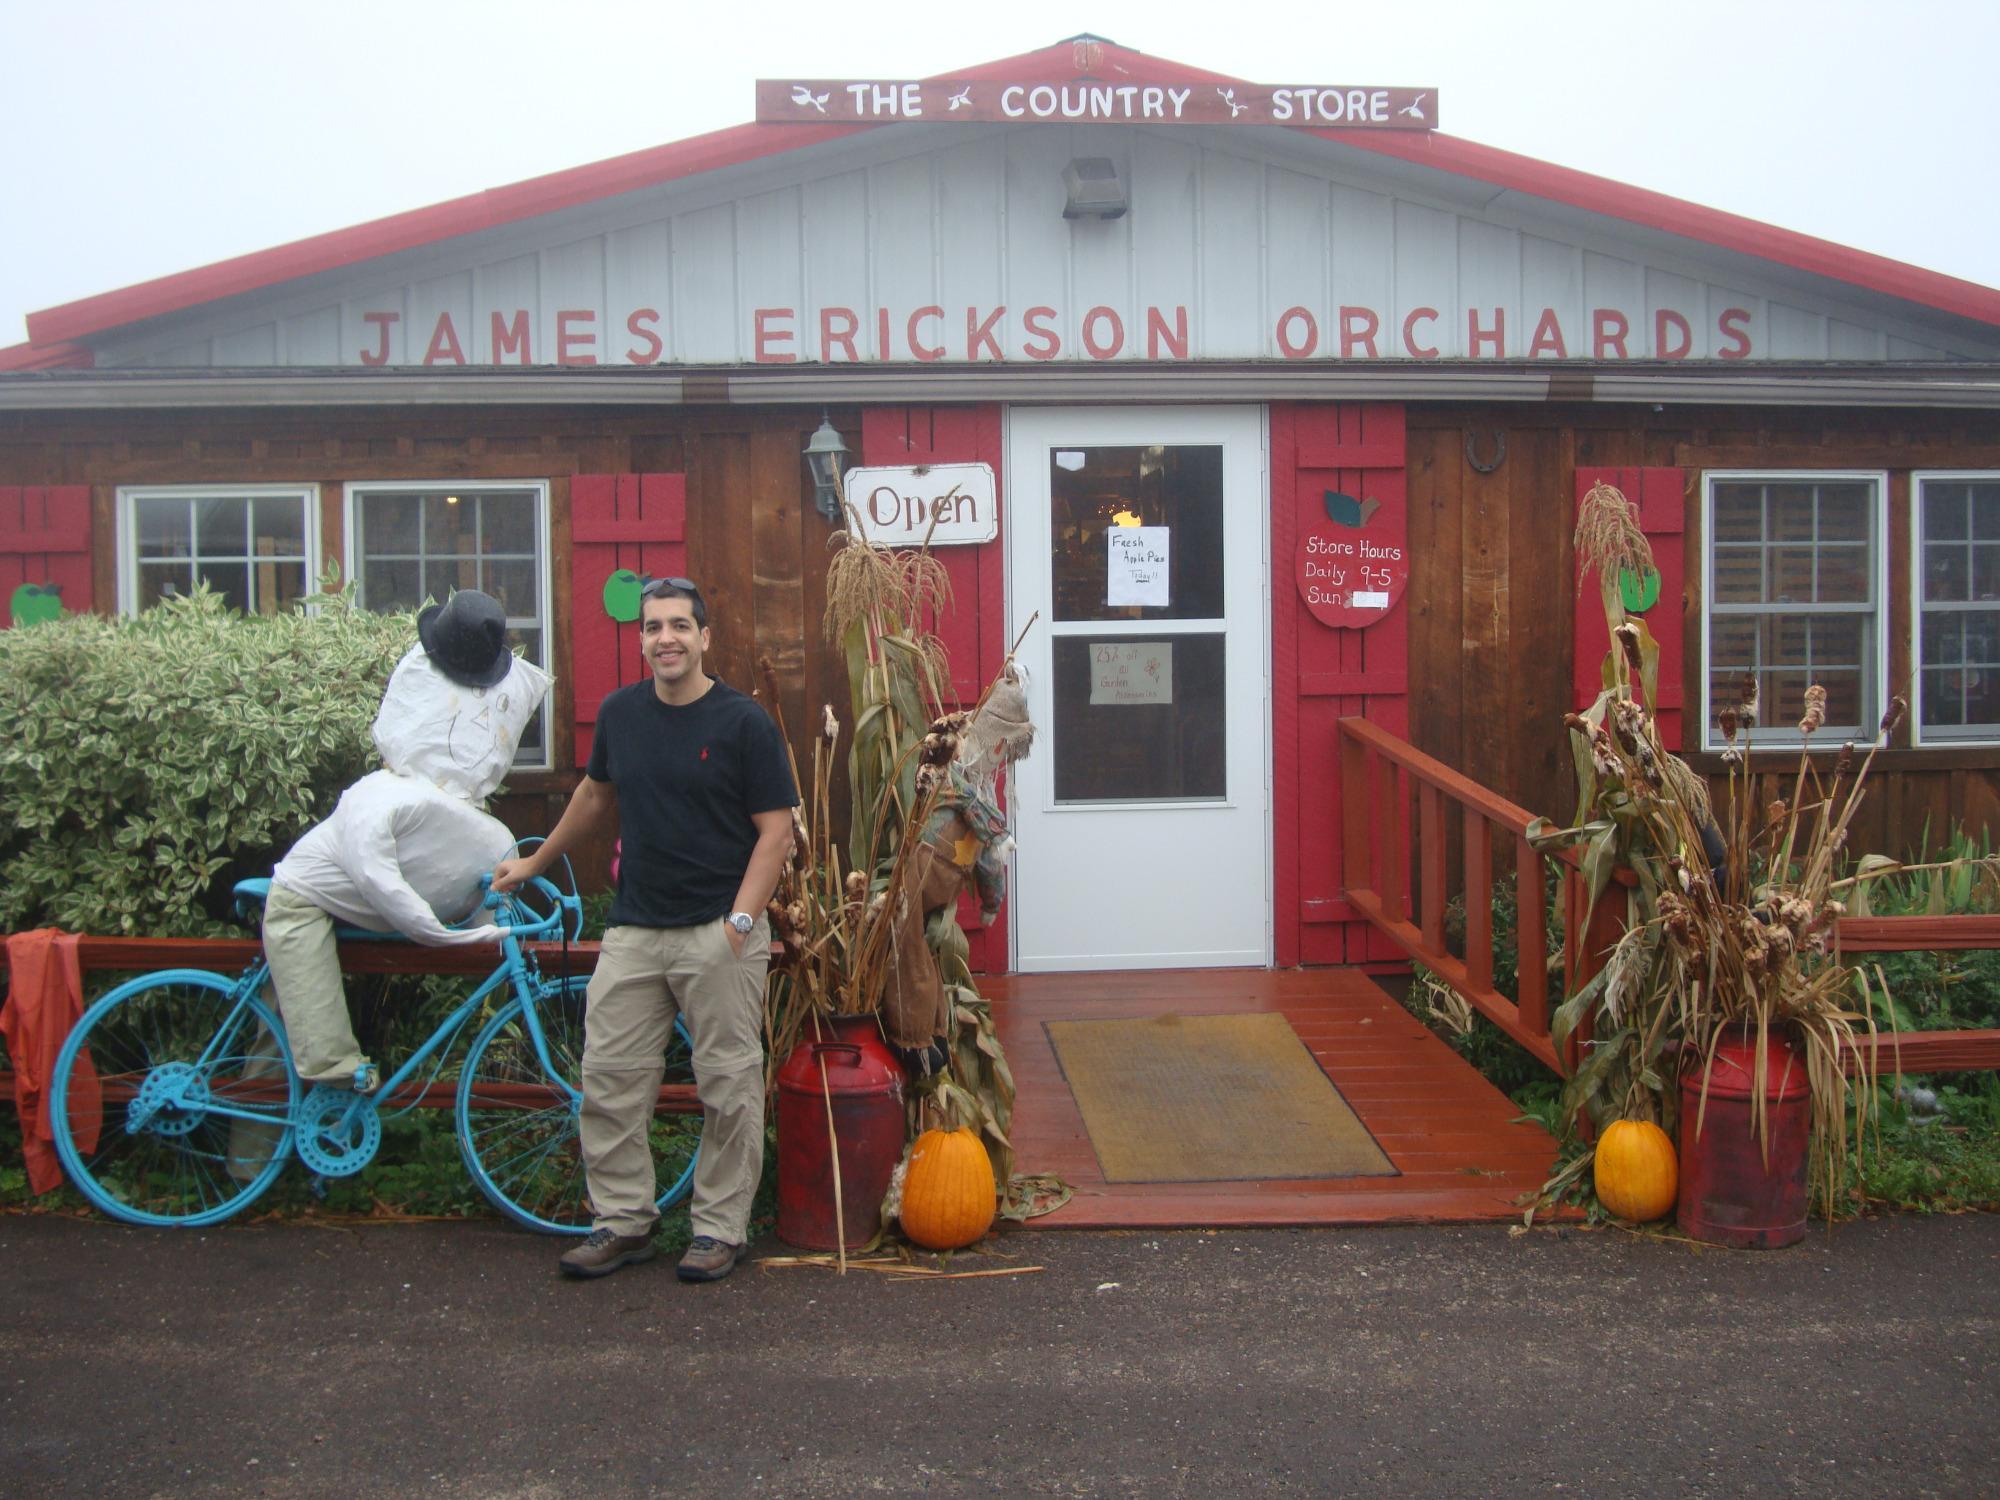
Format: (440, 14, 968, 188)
(602, 569, 642, 623)
(7, 582, 64, 628)
(1618, 565, 1662, 615)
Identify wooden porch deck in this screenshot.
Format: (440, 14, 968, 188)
(987, 967, 1559, 1228)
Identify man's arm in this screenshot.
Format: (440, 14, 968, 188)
(492, 774, 617, 893)
(724, 807, 795, 957)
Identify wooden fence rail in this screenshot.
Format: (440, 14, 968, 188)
(1337, 716, 2000, 1082)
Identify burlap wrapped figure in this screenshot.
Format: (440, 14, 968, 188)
(878, 663, 1035, 1056)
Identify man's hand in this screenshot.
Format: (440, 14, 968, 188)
(491, 854, 539, 894)
(724, 922, 749, 960)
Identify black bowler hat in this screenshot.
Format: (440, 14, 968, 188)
(417, 589, 513, 688)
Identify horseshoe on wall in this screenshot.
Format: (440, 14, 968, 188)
(1465, 430, 1507, 474)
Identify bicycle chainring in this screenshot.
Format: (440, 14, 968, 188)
(293, 1084, 383, 1178)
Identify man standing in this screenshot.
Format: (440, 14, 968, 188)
(494, 578, 796, 1282)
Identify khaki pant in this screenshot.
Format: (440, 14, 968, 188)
(581, 918, 769, 1242)
(263, 881, 370, 1085)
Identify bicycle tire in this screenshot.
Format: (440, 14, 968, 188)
(455, 975, 700, 1235)
(50, 969, 298, 1228)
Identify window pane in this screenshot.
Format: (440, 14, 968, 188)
(192, 496, 248, 555)
(482, 492, 537, 555)
(1770, 484, 1816, 541)
(362, 493, 420, 555)
(1810, 615, 1862, 666)
(1049, 445, 1225, 622)
(137, 562, 193, 606)
(1816, 485, 1869, 542)
(1817, 546, 1869, 603)
(195, 560, 249, 612)
(1927, 543, 1971, 603)
(365, 558, 424, 613)
(1711, 487, 1763, 543)
(485, 559, 538, 619)
(1968, 668, 2000, 728)
(1763, 614, 1810, 667)
(1769, 548, 1815, 603)
(258, 562, 309, 615)
(424, 495, 476, 555)
(135, 497, 192, 559)
(1968, 612, 2000, 667)
(1710, 615, 1757, 671)
(1975, 545, 2000, 602)
(1924, 610, 1964, 666)
(1922, 668, 1965, 727)
(1051, 635, 1226, 801)
(1972, 483, 2000, 540)
(1711, 548, 1764, 604)
(253, 495, 305, 555)
(1760, 669, 1811, 730)
(1925, 483, 1970, 541)
(1815, 669, 1863, 729)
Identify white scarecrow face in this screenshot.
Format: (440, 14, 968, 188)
(372, 646, 550, 801)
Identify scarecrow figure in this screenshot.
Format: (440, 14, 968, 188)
(260, 590, 550, 1090)
(879, 662, 1035, 1064)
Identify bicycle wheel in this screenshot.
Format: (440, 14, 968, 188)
(50, 969, 298, 1227)
(456, 975, 700, 1235)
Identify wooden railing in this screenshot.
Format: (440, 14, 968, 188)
(0, 934, 700, 1113)
(1339, 716, 2000, 1082)
(1338, 716, 1614, 1076)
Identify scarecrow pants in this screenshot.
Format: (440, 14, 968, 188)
(261, 882, 370, 1085)
(580, 919, 770, 1244)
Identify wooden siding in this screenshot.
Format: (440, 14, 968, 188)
(1406, 403, 2000, 859)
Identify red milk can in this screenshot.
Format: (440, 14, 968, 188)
(775, 1013, 905, 1250)
(1677, 1028, 1811, 1249)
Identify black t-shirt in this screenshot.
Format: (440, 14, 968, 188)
(586, 676, 799, 928)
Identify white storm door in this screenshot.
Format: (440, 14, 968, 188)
(1006, 406, 1270, 972)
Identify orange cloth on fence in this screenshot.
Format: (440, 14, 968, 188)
(1, 930, 101, 1194)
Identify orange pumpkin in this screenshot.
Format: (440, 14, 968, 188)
(1593, 1119, 1679, 1222)
(900, 1126, 996, 1250)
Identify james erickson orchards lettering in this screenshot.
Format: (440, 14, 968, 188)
(357, 302, 1758, 366)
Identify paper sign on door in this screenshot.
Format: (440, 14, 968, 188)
(1089, 641, 1173, 705)
(1106, 527, 1170, 607)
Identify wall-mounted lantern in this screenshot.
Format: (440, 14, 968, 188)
(804, 412, 849, 521)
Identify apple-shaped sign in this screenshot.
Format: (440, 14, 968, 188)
(1295, 491, 1408, 629)
(7, 582, 64, 628)
(602, 569, 643, 623)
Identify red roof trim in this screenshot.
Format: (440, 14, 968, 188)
(20, 37, 2000, 348)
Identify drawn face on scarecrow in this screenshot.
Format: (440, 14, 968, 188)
(640, 591, 710, 698)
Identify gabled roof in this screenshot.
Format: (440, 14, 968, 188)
(10, 34, 2000, 365)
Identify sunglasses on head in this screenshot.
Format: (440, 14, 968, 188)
(640, 575, 702, 598)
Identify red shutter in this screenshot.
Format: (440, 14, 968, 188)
(1573, 467, 1686, 748)
(860, 406, 1007, 972)
(0, 487, 93, 627)
(569, 473, 686, 766)
(1273, 404, 1408, 968)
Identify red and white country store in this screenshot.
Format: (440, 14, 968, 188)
(5, 35, 1999, 981)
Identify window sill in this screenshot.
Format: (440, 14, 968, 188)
(1684, 744, 2000, 773)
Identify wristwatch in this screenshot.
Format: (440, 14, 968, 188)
(727, 911, 755, 935)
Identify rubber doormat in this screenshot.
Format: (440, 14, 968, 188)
(1045, 1012, 1397, 1183)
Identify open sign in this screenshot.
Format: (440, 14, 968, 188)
(841, 463, 998, 546)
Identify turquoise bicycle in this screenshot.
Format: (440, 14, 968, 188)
(46, 865, 697, 1233)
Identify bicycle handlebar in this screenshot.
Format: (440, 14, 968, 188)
(477, 872, 583, 942)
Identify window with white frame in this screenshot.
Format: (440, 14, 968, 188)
(1914, 472, 2000, 744)
(116, 485, 318, 615)
(346, 481, 552, 768)
(1703, 472, 1886, 748)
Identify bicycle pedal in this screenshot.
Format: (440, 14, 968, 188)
(352, 1063, 380, 1095)
(308, 1174, 329, 1201)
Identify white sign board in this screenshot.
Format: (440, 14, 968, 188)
(1106, 526, 1170, 607)
(1089, 642, 1174, 705)
(841, 463, 997, 546)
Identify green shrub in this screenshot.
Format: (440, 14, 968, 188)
(0, 585, 411, 937)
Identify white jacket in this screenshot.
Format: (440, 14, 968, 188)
(271, 770, 515, 946)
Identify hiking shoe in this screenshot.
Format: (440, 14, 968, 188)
(558, 1228, 658, 1280)
(676, 1235, 742, 1283)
